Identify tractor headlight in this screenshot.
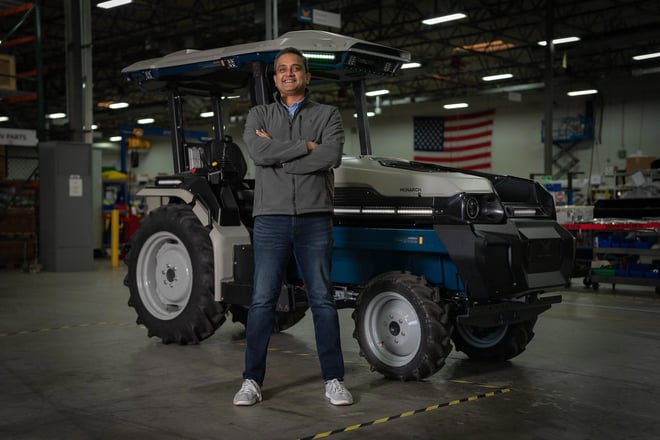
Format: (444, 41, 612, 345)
(465, 197, 480, 220)
(438, 192, 505, 224)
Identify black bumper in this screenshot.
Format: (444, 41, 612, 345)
(434, 219, 575, 301)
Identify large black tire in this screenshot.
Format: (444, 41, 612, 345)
(451, 318, 537, 361)
(124, 204, 226, 344)
(353, 271, 453, 381)
(228, 304, 308, 333)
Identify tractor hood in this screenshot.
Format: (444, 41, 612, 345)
(335, 156, 493, 197)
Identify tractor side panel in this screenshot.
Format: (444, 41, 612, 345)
(331, 226, 464, 291)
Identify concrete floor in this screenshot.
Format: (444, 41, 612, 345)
(1, 262, 659, 440)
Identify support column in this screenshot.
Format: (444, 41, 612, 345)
(543, 0, 555, 175)
(64, 0, 93, 144)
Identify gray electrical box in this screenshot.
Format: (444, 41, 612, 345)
(39, 141, 94, 271)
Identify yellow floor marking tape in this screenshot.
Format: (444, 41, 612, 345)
(0, 322, 136, 337)
(297, 388, 511, 440)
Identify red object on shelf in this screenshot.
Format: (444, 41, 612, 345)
(561, 222, 660, 231)
(122, 215, 141, 242)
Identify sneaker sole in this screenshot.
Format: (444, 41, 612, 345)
(233, 399, 259, 406)
(325, 393, 353, 406)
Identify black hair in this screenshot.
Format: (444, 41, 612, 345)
(274, 47, 308, 72)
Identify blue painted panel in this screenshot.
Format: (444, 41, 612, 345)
(330, 226, 464, 291)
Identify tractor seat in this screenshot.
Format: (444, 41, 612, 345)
(206, 136, 247, 188)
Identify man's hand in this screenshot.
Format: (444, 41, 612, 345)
(257, 128, 316, 152)
(256, 129, 272, 139)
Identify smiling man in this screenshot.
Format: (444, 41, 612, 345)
(234, 47, 352, 407)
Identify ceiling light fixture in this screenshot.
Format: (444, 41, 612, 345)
(108, 102, 129, 109)
(422, 13, 467, 25)
(97, 0, 133, 9)
(632, 51, 660, 61)
(353, 112, 375, 118)
(137, 118, 155, 124)
(482, 73, 513, 81)
(537, 36, 581, 46)
(632, 65, 660, 76)
(109, 136, 122, 142)
(46, 112, 67, 119)
(365, 89, 389, 97)
(0, 116, 9, 122)
(401, 62, 421, 69)
(567, 89, 598, 96)
(200, 111, 213, 118)
(443, 103, 469, 109)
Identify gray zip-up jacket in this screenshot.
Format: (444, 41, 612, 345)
(243, 92, 344, 217)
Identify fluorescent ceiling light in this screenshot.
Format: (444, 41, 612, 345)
(567, 89, 598, 96)
(537, 36, 581, 46)
(222, 95, 241, 99)
(97, 0, 132, 9)
(633, 51, 660, 61)
(632, 65, 660, 76)
(366, 89, 389, 97)
(91, 124, 98, 130)
(422, 13, 467, 25)
(0, 116, 9, 122)
(443, 102, 469, 109)
(109, 136, 122, 142)
(108, 102, 129, 109)
(46, 112, 66, 119)
(482, 73, 513, 81)
(200, 111, 213, 118)
(137, 118, 155, 124)
(353, 112, 375, 118)
(401, 62, 421, 69)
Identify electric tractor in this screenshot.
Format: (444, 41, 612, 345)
(121, 30, 575, 380)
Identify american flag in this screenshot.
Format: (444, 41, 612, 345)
(413, 109, 495, 171)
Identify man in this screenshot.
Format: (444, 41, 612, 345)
(233, 47, 353, 406)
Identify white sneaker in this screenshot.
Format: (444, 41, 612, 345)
(233, 379, 262, 406)
(325, 379, 354, 405)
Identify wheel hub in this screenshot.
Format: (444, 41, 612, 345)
(388, 321, 401, 336)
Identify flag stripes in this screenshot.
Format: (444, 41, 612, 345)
(413, 109, 495, 171)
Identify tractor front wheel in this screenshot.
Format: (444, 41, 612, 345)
(451, 319, 537, 361)
(353, 272, 453, 381)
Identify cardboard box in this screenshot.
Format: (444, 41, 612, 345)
(0, 53, 17, 91)
(625, 156, 656, 173)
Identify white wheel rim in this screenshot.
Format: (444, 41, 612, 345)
(363, 291, 421, 367)
(136, 231, 193, 320)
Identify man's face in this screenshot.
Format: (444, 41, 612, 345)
(273, 52, 311, 97)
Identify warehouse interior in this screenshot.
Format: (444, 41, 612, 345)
(1, 1, 660, 439)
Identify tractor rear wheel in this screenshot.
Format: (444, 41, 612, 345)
(124, 204, 226, 344)
(353, 272, 452, 381)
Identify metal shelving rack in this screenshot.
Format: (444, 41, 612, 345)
(562, 221, 660, 294)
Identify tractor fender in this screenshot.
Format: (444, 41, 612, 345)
(136, 186, 251, 302)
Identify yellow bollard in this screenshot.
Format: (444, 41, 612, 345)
(111, 209, 119, 268)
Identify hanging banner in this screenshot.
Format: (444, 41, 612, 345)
(298, 6, 341, 29)
(0, 128, 38, 146)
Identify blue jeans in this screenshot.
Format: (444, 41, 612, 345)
(243, 214, 345, 386)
